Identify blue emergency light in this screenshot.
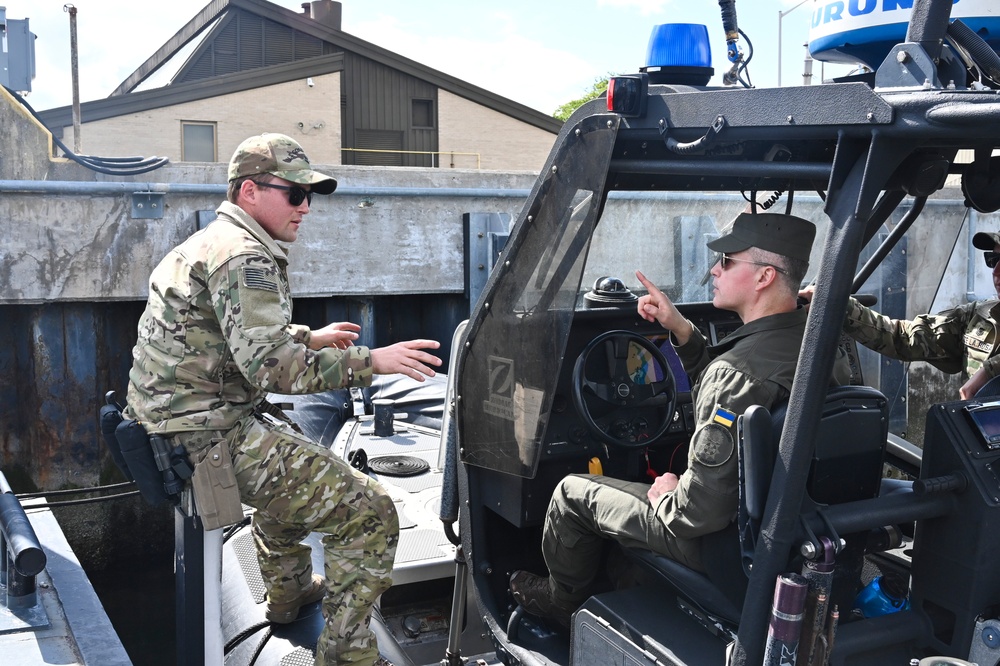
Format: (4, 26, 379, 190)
(642, 23, 714, 86)
(608, 23, 714, 117)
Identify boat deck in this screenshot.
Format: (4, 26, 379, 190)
(2, 500, 131, 665)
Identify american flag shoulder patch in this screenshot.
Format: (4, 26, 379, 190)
(713, 406, 736, 427)
(241, 266, 279, 293)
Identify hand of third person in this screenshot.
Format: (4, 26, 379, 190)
(960, 366, 991, 400)
(798, 284, 816, 307)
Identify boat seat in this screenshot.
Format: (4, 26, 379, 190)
(627, 385, 889, 625)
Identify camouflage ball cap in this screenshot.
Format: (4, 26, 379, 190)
(228, 133, 337, 195)
(707, 212, 815, 263)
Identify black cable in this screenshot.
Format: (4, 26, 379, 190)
(737, 29, 754, 88)
(225, 620, 275, 665)
(947, 19, 1000, 88)
(3, 84, 170, 176)
(248, 629, 272, 665)
(74, 155, 162, 163)
(225, 621, 272, 654)
(15, 480, 135, 499)
(22, 490, 141, 509)
(76, 155, 169, 169)
(223, 515, 252, 544)
(53, 138, 170, 176)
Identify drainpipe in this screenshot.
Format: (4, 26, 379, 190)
(802, 44, 813, 86)
(63, 4, 81, 154)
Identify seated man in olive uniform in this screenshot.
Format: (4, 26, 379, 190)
(509, 212, 850, 626)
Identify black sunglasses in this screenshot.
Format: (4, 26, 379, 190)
(718, 252, 788, 275)
(986, 251, 1000, 269)
(254, 181, 312, 206)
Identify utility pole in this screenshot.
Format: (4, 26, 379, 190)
(64, 4, 81, 154)
(803, 43, 814, 85)
(778, 0, 811, 87)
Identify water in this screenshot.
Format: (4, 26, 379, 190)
(88, 548, 176, 666)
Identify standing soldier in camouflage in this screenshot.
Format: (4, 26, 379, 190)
(125, 133, 440, 666)
(827, 231, 1000, 400)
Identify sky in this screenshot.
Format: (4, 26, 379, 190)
(3, 0, 846, 116)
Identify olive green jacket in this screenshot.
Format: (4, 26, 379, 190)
(653, 307, 849, 549)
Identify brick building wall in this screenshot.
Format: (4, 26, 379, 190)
(55, 75, 559, 171)
(437, 89, 557, 171)
(60, 72, 343, 164)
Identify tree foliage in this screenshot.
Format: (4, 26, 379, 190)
(553, 75, 613, 122)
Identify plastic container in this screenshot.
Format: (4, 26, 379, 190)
(853, 574, 911, 618)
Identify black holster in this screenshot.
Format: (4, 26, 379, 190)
(99, 401, 134, 482)
(115, 419, 192, 506)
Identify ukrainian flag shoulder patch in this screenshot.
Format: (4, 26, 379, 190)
(713, 406, 736, 427)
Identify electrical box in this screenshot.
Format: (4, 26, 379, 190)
(1, 8, 37, 93)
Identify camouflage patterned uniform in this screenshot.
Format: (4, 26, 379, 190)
(844, 296, 1000, 380)
(126, 197, 397, 665)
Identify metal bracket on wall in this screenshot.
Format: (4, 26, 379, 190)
(131, 192, 165, 219)
(465, 212, 511, 315)
(196, 210, 217, 231)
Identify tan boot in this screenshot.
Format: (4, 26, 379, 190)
(265, 574, 325, 624)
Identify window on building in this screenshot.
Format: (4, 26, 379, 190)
(412, 99, 434, 129)
(182, 122, 217, 162)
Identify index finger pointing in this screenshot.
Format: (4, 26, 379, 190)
(635, 270, 660, 295)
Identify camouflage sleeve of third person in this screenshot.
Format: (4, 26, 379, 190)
(843, 296, 970, 374)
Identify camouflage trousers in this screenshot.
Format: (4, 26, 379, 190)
(229, 414, 399, 666)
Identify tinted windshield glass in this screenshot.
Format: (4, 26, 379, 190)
(582, 193, 833, 305)
(458, 118, 617, 477)
(584, 192, 973, 441)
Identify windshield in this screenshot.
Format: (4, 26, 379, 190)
(582, 192, 833, 305)
(459, 116, 984, 476)
(585, 192, 980, 444)
(457, 116, 617, 477)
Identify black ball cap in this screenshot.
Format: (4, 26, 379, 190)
(707, 212, 816, 263)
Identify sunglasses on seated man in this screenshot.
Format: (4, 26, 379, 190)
(986, 251, 1000, 269)
(254, 181, 313, 206)
(717, 252, 788, 275)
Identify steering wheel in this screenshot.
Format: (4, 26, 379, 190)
(572, 330, 677, 447)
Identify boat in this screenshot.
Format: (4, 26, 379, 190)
(8, 1, 1000, 664)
